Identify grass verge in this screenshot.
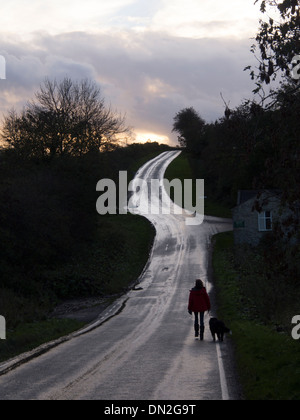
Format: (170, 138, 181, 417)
(212, 231, 300, 400)
(0, 319, 85, 364)
(164, 152, 231, 218)
(0, 215, 155, 364)
(44, 214, 155, 298)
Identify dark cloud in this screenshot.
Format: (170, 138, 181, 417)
(0, 30, 257, 144)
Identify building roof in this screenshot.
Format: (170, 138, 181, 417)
(236, 190, 260, 206)
(234, 189, 282, 210)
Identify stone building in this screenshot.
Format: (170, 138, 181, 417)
(232, 190, 282, 246)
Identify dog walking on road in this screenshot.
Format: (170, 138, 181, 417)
(188, 279, 211, 340)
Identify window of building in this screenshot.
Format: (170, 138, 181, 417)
(258, 211, 273, 231)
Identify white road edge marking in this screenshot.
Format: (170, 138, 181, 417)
(216, 342, 230, 400)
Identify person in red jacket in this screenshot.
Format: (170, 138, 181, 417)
(188, 279, 211, 340)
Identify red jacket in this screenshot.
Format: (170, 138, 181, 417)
(188, 287, 211, 313)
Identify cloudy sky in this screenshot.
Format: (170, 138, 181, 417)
(0, 0, 264, 145)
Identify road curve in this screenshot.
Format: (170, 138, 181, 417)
(0, 151, 236, 400)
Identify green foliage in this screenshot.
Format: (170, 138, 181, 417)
(172, 1, 300, 218)
(0, 318, 85, 363)
(164, 152, 231, 218)
(213, 231, 300, 400)
(249, 0, 300, 92)
(175, 86, 300, 227)
(164, 151, 193, 182)
(44, 214, 155, 299)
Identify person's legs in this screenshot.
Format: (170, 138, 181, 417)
(194, 312, 199, 337)
(200, 312, 205, 340)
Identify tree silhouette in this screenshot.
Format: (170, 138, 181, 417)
(2, 78, 129, 158)
(172, 107, 206, 155)
(246, 0, 300, 97)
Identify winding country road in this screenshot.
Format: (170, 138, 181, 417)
(0, 151, 238, 400)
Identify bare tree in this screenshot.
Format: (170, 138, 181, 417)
(1, 78, 129, 157)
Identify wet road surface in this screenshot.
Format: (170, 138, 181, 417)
(0, 151, 237, 400)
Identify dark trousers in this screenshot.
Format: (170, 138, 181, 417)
(194, 312, 204, 333)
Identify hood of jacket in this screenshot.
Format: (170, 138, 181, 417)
(191, 287, 206, 294)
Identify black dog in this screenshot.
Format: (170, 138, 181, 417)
(209, 318, 230, 342)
